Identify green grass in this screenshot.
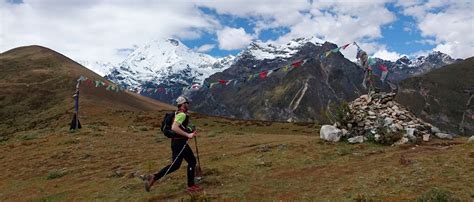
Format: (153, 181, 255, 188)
(46, 170, 68, 180)
(417, 188, 461, 202)
(34, 192, 68, 202)
(19, 133, 38, 141)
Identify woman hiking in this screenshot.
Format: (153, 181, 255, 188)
(144, 96, 202, 193)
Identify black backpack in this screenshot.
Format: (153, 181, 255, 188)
(161, 112, 177, 138)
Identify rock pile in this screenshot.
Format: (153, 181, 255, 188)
(320, 92, 453, 145)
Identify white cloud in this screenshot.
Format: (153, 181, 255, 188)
(216, 27, 254, 50)
(195, 44, 215, 52)
(0, 0, 219, 63)
(4, 0, 468, 64)
(414, 39, 437, 45)
(373, 49, 403, 61)
(201, 0, 399, 61)
(397, 0, 474, 58)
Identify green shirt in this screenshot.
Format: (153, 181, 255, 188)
(174, 112, 195, 132)
(174, 112, 186, 124)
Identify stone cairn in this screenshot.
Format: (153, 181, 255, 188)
(320, 92, 453, 145)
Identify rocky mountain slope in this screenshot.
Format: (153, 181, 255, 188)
(395, 57, 474, 135)
(189, 39, 366, 122)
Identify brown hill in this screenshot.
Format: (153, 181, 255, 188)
(395, 57, 474, 135)
(0, 45, 174, 137)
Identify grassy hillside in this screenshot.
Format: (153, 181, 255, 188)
(0, 46, 173, 137)
(0, 113, 472, 201)
(396, 57, 474, 135)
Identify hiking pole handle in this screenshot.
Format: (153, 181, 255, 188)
(194, 136, 201, 166)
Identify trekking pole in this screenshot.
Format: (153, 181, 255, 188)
(194, 135, 203, 179)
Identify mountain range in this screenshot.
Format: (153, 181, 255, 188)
(78, 37, 461, 124)
(92, 37, 458, 101)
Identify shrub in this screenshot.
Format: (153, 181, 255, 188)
(47, 170, 68, 180)
(376, 126, 403, 145)
(19, 133, 37, 141)
(417, 188, 460, 202)
(321, 101, 352, 126)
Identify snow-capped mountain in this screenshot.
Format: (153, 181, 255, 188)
(372, 51, 459, 81)
(78, 60, 115, 77)
(189, 37, 462, 122)
(237, 37, 324, 60)
(106, 38, 234, 89)
(105, 38, 235, 104)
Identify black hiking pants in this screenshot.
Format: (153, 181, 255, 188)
(153, 139, 196, 187)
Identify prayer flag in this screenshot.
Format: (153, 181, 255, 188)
(325, 51, 331, 57)
(292, 60, 303, 67)
(259, 71, 268, 79)
(247, 74, 254, 81)
(267, 69, 274, 76)
(381, 71, 388, 83)
(341, 43, 350, 50)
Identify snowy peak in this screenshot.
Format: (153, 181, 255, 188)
(78, 60, 115, 77)
(408, 51, 456, 69)
(373, 51, 458, 81)
(121, 37, 217, 74)
(106, 38, 233, 90)
(238, 36, 324, 60)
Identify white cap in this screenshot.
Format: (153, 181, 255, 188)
(176, 96, 190, 105)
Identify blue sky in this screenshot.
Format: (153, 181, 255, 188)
(1, 0, 472, 62)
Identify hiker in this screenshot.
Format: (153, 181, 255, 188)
(144, 96, 202, 192)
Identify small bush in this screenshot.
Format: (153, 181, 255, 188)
(374, 124, 403, 145)
(0, 136, 9, 143)
(321, 101, 352, 126)
(336, 147, 353, 156)
(19, 133, 37, 141)
(417, 188, 460, 202)
(62, 139, 79, 145)
(47, 170, 68, 180)
(207, 131, 218, 137)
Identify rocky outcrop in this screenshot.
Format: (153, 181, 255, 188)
(321, 92, 455, 145)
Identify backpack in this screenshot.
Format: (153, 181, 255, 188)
(161, 112, 177, 138)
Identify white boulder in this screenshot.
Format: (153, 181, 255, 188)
(434, 132, 453, 140)
(468, 136, 474, 143)
(320, 125, 342, 142)
(348, 136, 364, 144)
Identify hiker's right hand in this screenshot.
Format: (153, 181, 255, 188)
(188, 132, 196, 139)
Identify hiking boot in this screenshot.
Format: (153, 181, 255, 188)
(186, 185, 203, 192)
(144, 175, 155, 192)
